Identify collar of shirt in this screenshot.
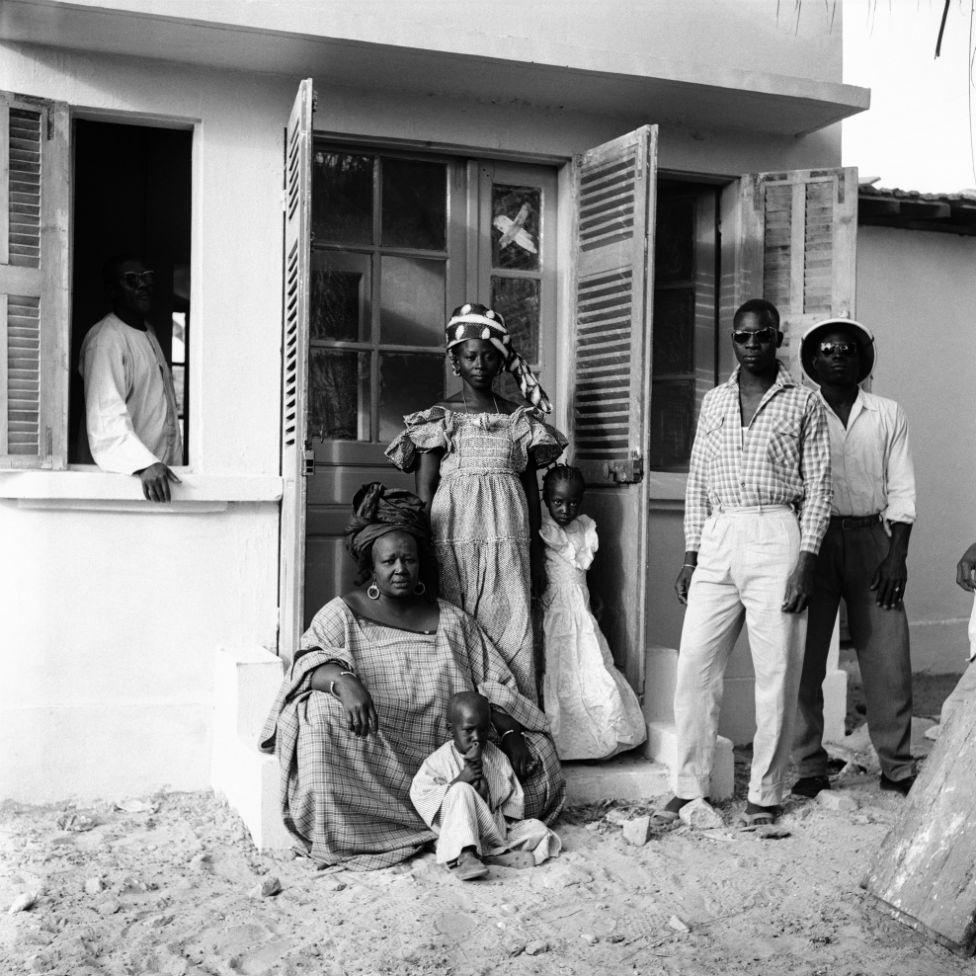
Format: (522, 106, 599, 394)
(817, 388, 878, 429)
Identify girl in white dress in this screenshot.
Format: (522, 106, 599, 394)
(539, 465, 647, 760)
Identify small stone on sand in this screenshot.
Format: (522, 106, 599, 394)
(83, 878, 104, 896)
(9, 892, 37, 914)
(96, 897, 121, 916)
(580, 932, 598, 945)
(679, 798, 724, 829)
(250, 877, 282, 898)
(816, 791, 858, 813)
(667, 914, 691, 934)
(525, 940, 549, 955)
(621, 815, 652, 846)
(189, 853, 212, 872)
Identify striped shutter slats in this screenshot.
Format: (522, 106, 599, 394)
(572, 126, 657, 485)
(741, 168, 858, 381)
(278, 79, 314, 659)
(0, 95, 68, 468)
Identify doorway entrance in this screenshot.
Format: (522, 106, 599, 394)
(301, 144, 558, 623)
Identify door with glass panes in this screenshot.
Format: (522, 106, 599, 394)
(302, 145, 557, 626)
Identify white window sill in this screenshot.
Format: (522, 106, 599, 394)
(0, 468, 282, 513)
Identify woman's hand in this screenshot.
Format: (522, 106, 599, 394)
(335, 674, 378, 737)
(500, 732, 537, 779)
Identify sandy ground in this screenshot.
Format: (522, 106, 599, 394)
(2, 718, 972, 976)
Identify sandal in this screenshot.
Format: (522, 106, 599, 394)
(448, 851, 488, 881)
(736, 807, 779, 831)
(648, 809, 680, 829)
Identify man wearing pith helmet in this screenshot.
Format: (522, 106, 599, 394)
(791, 317, 917, 800)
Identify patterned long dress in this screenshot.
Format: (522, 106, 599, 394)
(259, 598, 564, 870)
(386, 406, 566, 701)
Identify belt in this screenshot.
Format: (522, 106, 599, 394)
(830, 513, 881, 530)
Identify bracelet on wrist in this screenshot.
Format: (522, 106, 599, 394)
(682, 562, 697, 568)
(330, 670, 358, 697)
(501, 729, 523, 739)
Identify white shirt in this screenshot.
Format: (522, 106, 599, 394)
(818, 389, 915, 524)
(80, 313, 183, 475)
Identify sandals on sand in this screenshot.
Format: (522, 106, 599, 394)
(448, 851, 488, 881)
(648, 809, 680, 829)
(736, 807, 779, 831)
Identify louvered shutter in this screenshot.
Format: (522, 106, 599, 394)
(0, 93, 69, 468)
(278, 79, 313, 659)
(738, 167, 857, 381)
(572, 126, 656, 486)
(568, 126, 657, 694)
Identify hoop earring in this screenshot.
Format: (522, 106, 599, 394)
(413, 581, 426, 595)
(367, 582, 380, 600)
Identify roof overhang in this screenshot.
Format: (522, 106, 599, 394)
(859, 187, 976, 236)
(0, 0, 870, 137)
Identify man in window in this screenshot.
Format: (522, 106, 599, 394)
(80, 256, 183, 502)
(791, 319, 917, 799)
(661, 298, 832, 830)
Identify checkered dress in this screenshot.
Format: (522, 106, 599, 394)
(684, 362, 832, 555)
(259, 598, 565, 870)
(386, 406, 567, 701)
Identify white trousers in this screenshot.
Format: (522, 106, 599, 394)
(672, 507, 807, 807)
(434, 783, 560, 865)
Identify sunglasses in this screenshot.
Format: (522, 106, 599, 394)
(121, 270, 155, 288)
(731, 327, 777, 345)
(817, 340, 859, 357)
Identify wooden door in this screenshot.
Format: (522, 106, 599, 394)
(570, 125, 658, 694)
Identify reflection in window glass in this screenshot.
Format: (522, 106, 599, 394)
(308, 350, 369, 441)
(378, 353, 444, 441)
(652, 289, 695, 375)
(380, 256, 445, 346)
(649, 379, 696, 471)
(310, 255, 369, 342)
(491, 276, 540, 363)
(381, 159, 447, 250)
(491, 184, 541, 271)
(312, 152, 373, 245)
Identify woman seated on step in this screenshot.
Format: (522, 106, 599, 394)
(259, 482, 565, 870)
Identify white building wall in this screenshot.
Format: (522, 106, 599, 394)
(857, 225, 976, 674)
(1, 25, 846, 799)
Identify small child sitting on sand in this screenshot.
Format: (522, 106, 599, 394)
(409, 691, 561, 880)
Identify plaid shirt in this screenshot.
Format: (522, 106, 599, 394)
(684, 361, 832, 555)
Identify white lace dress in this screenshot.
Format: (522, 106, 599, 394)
(540, 511, 647, 760)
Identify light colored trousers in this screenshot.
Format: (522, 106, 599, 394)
(435, 783, 560, 865)
(673, 507, 807, 807)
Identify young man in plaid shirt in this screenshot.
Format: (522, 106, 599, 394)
(659, 299, 832, 829)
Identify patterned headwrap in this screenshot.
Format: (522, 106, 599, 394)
(344, 482, 431, 563)
(445, 302, 552, 414)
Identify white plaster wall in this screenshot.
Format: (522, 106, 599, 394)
(60, 0, 845, 84)
(857, 226, 976, 674)
(0, 502, 278, 800)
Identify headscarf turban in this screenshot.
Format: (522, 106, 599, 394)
(446, 302, 552, 414)
(344, 482, 431, 563)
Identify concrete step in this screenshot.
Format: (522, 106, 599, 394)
(562, 751, 671, 805)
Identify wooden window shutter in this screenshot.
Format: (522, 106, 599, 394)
(278, 79, 314, 658)
(737, 167, 857, 380)
(0, 92, 69, 468)
(571, 126, 657, 486)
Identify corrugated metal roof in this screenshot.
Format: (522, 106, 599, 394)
(859, 184, 976, 235)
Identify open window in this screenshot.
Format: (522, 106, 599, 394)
(0, 90, 193, 474)
(70, 119, 192, 464)
(0, 92, 69, 468)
